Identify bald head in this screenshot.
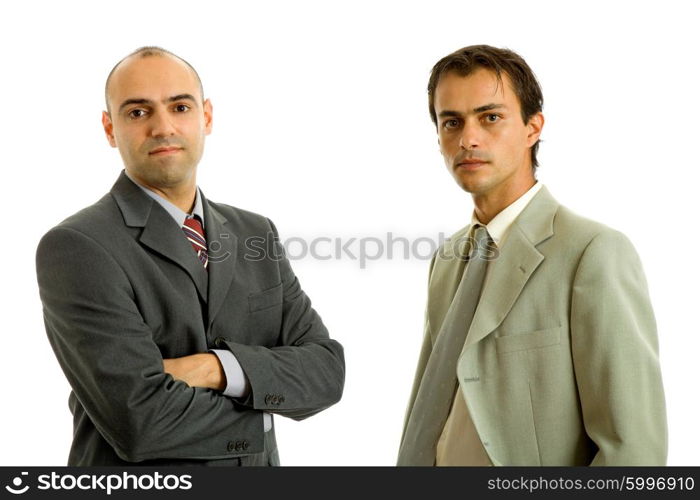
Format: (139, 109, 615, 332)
(100, 46, 213, 203)
(104, 47, 204, 114)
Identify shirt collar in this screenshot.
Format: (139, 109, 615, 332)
(124, 170, 205, 229)
(470, 182, 543, 248)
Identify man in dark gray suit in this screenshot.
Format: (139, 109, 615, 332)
(35, 47, 345, 466)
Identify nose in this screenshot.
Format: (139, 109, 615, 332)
(149, 109, 177, 138)
(458, 120, 481, 150)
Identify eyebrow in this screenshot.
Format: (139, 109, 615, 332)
(473, 103, 505, 113)
(438, 103, 506, 118)
(118, 94, 198, 113)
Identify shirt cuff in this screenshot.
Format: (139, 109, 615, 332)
(210, 349, 272, 433)
(210, 349, 250, 398)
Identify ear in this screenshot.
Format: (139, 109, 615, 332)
(101, 111, 117, 148)
(526, 112, 544, 147)
(203, 98, 213, 135)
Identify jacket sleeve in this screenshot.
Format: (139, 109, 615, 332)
(570, 229, 667, 465)
(219, 218, 345, 420)
(36, 226, 264, 463)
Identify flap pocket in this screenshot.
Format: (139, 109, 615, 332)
(495, 326, 562, 354)
(248, 283, 283, 312)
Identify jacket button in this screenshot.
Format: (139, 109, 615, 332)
(264, 394, 272, 404)
(242, 441, 249, 450)
(278, 395, 285, 404)
(271, 395, 279, 405)
(215, 337, 227, 348)
(227, 441, 236, 452)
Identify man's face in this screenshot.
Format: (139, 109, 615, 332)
(102, 55, 212, 193)
(434, 68, 542, 199)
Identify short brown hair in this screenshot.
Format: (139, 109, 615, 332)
(428, 45, 544, 168)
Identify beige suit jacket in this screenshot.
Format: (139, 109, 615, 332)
(398, 187, 667, 465)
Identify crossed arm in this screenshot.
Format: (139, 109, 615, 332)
(36, 224, 344, 462)
(163, 353, 226, 391)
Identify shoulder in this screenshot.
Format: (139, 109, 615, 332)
(206, 200, 279, 237)
(438, 223, 472, 256)
(38, 194, 124, 248)
(550, 205, 644, 285)
(35, 195, 129, 277)
(447, 223, 472, 243)
(208, 200, 269, 225)
(427, 223, 472, 280)
(553, 204, 636, 253)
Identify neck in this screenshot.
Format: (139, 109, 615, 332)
(472, 177, 536, 225)
(150, 185, 197, 213)
(125, 169, 197, 213)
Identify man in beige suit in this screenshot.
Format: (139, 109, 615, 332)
(397, 45, 667, 466)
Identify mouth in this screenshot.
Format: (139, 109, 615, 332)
(455, 159, 488, 170)
(149, 146, 183, 156)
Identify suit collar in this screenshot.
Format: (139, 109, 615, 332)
(512, 184, 558, 247)
(471, 181, 544, 247)
(110, 170, 154, 228)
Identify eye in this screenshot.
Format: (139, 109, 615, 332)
(443, 118, 460, 130)
(128, 109, 147, 119)
(484, 113, 500, 123)
(174, 103, 190, 112)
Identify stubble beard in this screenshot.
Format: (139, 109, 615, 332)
(130, 153, 197, 190)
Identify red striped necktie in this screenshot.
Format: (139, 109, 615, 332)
(182, 215, 208, 269)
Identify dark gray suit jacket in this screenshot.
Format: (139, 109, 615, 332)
(36, 171, 345, 466)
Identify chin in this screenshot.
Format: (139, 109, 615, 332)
(136, 165, 187, 188)
(453, 173, 489, 195)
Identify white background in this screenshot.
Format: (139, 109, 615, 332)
(1, 0, 698, 466)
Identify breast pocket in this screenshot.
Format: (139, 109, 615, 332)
(248, 282, 283, 312)
(495, 326, 562, 354)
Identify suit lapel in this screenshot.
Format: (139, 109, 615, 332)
(139, 210, 209, 301)
(462, 186, 559, 349)
(110, 171, 208, 302)
(202, 196, 238, 330)
(463, 225, 544, 348)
